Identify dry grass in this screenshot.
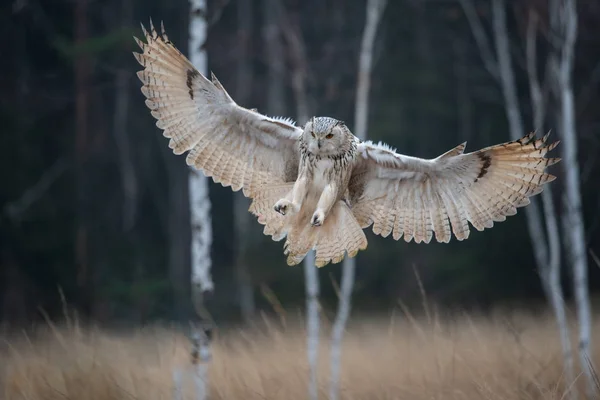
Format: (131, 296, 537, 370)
(1, 309, 599, 400)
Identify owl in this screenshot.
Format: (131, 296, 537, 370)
(133, 21, 560, 267)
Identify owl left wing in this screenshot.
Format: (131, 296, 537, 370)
(347, 133, 560, 244)
(133, 21, 303, 198)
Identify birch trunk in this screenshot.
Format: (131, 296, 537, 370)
(296, 78, 320, 400)
(293, 60, 319, 400)
(526, 11, 574, 395)
(489, 0, 549, 271)
(548, 0, 596, 396)
(188, 2, 212, 397)
(235, 0, 255, 324)
(329, 1, 386, 399)
(462, 0, 577, 394)
(459, 0, 550, 305)
(189, 0, 214, 296)
(279, 13, 320, 398)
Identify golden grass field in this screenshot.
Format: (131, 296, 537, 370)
(1, 309, 599, 400)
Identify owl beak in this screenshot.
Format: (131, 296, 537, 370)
(317, 139, 322, 149)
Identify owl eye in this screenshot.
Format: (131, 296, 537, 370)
(326, 133, 334, 139)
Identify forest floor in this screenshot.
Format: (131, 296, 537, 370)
(1, 309, 599, 400)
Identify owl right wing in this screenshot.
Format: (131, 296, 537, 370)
(347, 133, 560, 244)
(133, 21, 303, 197)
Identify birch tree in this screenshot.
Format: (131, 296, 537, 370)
(459, 0, 575, 393)
(547, 0, 596, 396)
(525, 10, 574, 395)
(279, 9, 319, 398)
(187, 4, 213, 398)
(189, 0, 214, 297)
(328, 1, 387, 399)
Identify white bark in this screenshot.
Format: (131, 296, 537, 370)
(490, 0, 550, 275)
(460, 0, 549, 284)
(279, 11, 320, 398)
(191, 327, 212, 400)
(329, 1, 386, 399)
(172, 369, 183, 400)
(304, 261, 320, 400)
(186, 2, 212, 399)
(462, 1, 579, 394)
(548, 0, 596, 396)
(526, 11, 574, 395)
(353, 0, 386, 140)
(189, 0, 214, 294)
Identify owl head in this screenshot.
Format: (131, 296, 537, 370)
(303, 116, 350, 157)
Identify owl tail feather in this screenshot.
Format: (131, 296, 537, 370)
(249, 184, 368, 267)
(284, 201, 368, 268)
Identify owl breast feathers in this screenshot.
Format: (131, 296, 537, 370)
(133, 21, 560, 267)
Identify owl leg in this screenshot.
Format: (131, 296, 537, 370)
(274, 176, 307, 216)
(311, 183, 336, 227)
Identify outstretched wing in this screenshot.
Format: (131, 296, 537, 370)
(348, 133, 560, 244)
(133, 21, 303, 197)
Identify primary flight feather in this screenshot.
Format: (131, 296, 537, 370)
(133, 21, 560, 267)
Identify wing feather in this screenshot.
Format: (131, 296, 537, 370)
(133, 21, 303, 197)
(349, 133, 560, 243)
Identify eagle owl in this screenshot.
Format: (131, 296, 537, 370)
(133, 21, 560, 267)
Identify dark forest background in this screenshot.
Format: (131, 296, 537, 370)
(1, 0, 599, 327)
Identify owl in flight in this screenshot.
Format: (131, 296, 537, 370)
(133, 21, 560, 267)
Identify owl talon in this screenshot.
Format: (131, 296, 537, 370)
(274, 199, 298, 216)
(311, 210, 324, 226)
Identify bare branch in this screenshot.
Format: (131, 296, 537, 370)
(458, 0, 500, 81)
(279, 11, 311, 124)
(492, 0, 524, 140)
(4, 158, 69, 222)
(276, 4, 320, 398)
(526, 11, 545, 133)
(330, 1, 387, 399)
(353, 0, 387, 140)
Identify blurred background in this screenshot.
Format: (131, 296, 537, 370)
(1, 0, 599, 327)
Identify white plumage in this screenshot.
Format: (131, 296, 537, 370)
(133, 21, 560, 267)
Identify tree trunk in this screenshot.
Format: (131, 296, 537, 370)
(189, 0, 214, 300)
(490, 0, 550, 272)
(235, 0, 255, 323)
(548, 0, 595, 396)
(462, 0, 579, 394)
(279, 11, 320, 398)
(329, 1, 387, 399)
(188, 2, 213, 399)
(525, 11, 574, 395)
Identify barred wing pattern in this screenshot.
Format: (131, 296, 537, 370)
(133, 21, 303, 197)
(349, 133, 560, 244)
